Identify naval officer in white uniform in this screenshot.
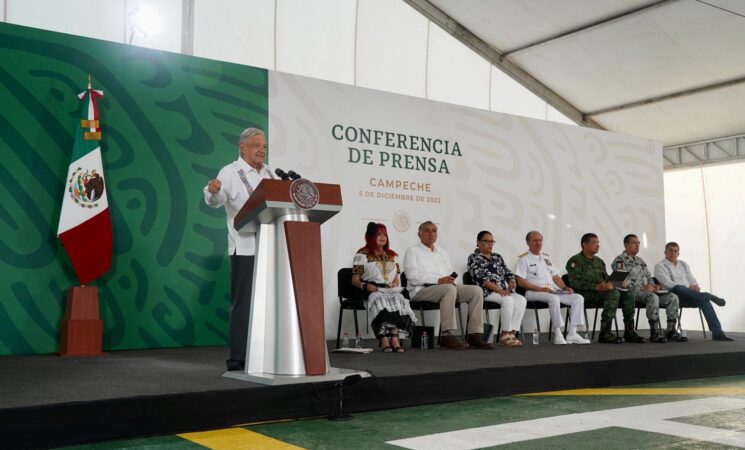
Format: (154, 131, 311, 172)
(515, 230, 590, 344)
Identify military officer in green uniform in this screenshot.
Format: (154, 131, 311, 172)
(611, 234, 687, 343)
(566, 233, 645, 344)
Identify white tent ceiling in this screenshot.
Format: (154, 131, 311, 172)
(409, 0, 745, 149)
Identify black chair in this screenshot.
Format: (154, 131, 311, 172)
(562, 274, 617, 340)
(679, 303, 708, 339)
(402, 272, 465, 341)
(336, 268, 366, 348)
(463, 272, 502, 338)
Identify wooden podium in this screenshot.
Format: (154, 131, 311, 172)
(224, 179, 365, 385)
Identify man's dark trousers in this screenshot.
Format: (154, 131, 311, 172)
(229, 254, 255, 366)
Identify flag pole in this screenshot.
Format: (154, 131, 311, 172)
(57, 75, 109, 357)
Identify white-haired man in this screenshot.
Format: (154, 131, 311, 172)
(204, 128, 274, 370)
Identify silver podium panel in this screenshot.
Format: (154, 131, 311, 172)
(237, 212, 332, 380)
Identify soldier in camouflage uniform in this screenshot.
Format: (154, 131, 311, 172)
(611, 234, 687, 343)
(566, 233, 645, 344)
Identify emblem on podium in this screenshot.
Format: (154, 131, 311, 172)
(289, 178, 320, 209)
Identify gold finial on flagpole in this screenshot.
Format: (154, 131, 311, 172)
(88, 74, 92, 90)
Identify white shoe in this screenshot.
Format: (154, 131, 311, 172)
(553, 331, 567, 345)
(566, 332, 591, 344)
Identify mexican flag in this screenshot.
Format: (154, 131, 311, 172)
(57, 80, 112, 285)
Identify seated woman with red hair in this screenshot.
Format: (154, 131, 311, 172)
(352, 222, 417, 352)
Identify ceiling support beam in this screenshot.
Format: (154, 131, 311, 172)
(585, 75, 745, 117)
(403, 0, 604, 129)
(711, 141, 732, 157)
(663, 133, 745, 169)
(684, 146, 703, 162)
(501, 0, 677, 57)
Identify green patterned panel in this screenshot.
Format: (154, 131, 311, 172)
(0, 23, 268, 355)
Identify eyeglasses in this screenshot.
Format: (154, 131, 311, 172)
(479, 240, 495, 244)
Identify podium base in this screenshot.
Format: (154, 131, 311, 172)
(222, 366, 370, 386)
(58, 287, 105, 357)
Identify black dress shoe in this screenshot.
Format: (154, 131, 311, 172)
(710, 295, 726, 307)
(226, 359, 245, 371)
(712, 332, 734, 341)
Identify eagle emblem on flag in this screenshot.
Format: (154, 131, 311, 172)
(68, 167, 105, 208)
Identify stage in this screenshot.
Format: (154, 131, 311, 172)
(3, 332, 745, 448)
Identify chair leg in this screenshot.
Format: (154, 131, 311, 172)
(635, 307, 641, 329)
(480, 309, 492, 343)
(591, 309, 599, 340)
(457, 305, 465, 340)
(613, 316, 619, 335)
(460, 303, 467, 337)
(336, 306, 344, 349)
(353, 307, 360, 339)
(564, 307, 570, 335)
(699, 309, 707, 339)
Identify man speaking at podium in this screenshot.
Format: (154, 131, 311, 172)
(204, 128, 274, 371)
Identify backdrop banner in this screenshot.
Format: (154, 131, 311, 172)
(268, 71, 665, 337)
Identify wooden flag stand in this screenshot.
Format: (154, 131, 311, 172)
(58, 286, 106, 357)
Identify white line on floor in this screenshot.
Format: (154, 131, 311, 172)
(387, 397, 745, 449)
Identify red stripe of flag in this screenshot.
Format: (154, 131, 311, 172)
(59, 210, 112, 285)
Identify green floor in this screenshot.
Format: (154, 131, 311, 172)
(64, 375, 745, 449)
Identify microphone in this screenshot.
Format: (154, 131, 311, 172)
(274, 168, 290, 180)
(287, 170, 302, 180)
